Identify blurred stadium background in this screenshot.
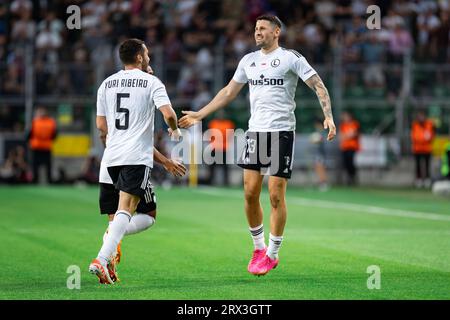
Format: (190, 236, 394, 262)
(1, 0, 449, 187)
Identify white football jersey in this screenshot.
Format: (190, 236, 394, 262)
(99, 160, 112, 184)
(232, 47, 317, 132)
(97, 68, 171, 168)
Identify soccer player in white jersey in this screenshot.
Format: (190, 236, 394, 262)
(96, 66, 186, 284)
(97, 140, 186, 283)
(179, 15, 336, 276)
(89, 38, 183, 284)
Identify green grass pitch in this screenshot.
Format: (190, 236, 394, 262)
(0, 185, 449, 299)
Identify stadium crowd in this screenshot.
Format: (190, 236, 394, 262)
(0, 0, 450, 186)
(1, 0, 450, 130)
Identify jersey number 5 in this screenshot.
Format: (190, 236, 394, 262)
(116, 93, 130, 130)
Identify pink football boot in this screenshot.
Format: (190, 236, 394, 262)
(253, 255, 279, 276)
(247, 247, 267, 275)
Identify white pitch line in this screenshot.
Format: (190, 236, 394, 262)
(195, 188, 450, 222)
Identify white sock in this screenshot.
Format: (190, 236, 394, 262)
(124, 213, 155, 235)
(249, 224, 265, 250)
(97, 210, 131, 264)
(267, 233, 283, 260)
(102, 214, 154, 248)
(102, 221, 113, 244)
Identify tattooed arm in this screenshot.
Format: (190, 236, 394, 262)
(305, 74, 336, 141)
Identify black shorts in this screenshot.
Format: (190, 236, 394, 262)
(237, 131, 295, 179)
(102, 165, 156, 214)
(99, 183, 156, 215)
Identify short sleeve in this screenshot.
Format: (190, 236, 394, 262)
(290, 54, 317, 82)
(232, 55, 249, 83)
(96, 82, 106, 116)
(151, 78, 171, 109)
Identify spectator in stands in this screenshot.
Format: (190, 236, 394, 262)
(13, 145, 32, 183)
(386, 20, 413, 100)
(176, 0, 199, 28)
(27, 106, 57, 184)
(416, 6, 441, 61)
(195, 47, 214, 87)
(207, 111, 235, 186)
(314, 0, 336, 31)
(10, 0, 33, 17)
(176, 52, 199, 99)
(0, 145, 31, 184)
(302, 19, 327, 63)
(411, 110, 435, 188)
(11, 9, 35, 44)
(361, 31, 386, 89)
(2, 63, 23, 96)
(108, 0, 131, 38)
(69, 46, 90, 94)
(0, 106, 15, 131)
(310, 118, 329, 191)
(35, 16, 63, 59)
(192, 82, 212, 111)
(339, 111, 360, 185)
(431, 10, 450, 81)
(0, 149, 16, 184)
(0, 3, 7, 37)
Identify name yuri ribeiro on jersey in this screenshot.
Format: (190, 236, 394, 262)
(104, 78, 149, 89)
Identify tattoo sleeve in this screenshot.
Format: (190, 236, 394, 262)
(305, 74, 333, 119)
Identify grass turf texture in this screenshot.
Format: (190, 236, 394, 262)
(0, 185, 449, 299)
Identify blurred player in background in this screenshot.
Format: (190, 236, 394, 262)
(27, 107, 57, 184)
(89, 38, 182, 284)
(207, 110, 235, 186)
(310, 118, 329, 191)
(339, 111, 360, 186)
(180, 15, 336, 276)
(411, 110, 435, 188)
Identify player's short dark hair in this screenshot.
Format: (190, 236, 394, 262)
(119, 38, 145, 65)
(256, 14, 282, 29)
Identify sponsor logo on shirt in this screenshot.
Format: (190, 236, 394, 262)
(248, 74, 284, 86)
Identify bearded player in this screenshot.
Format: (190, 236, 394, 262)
(179, 15, 336, 276)
(89, 38, 183, 284)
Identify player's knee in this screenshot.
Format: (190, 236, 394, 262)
(269, 192, 284, 209)
(244, 190, 259, 204)
(244, 182, 261, 204)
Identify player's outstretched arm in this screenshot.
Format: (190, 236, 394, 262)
(154, 147, 187, 177)
(305, 74, 336, 141)
(178, 80, 245, 128)
(96, 116, 108, 147)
